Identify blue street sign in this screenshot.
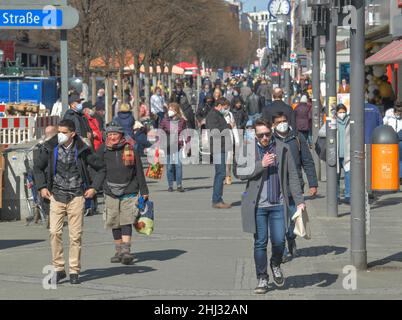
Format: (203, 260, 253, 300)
(0, 9, 63, 28)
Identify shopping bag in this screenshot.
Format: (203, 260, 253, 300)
(292, 208, 311, 240)
(134, 200, 154, 236)
(146, 148, 164, 180)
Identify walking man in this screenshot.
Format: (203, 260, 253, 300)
(235, 119, 305, 294)
(272, 112, 318, 261)
(206, 98, 234, 209)
(34, 120, 102, 285)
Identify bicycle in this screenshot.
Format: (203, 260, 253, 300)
(16, 144, 48, 227)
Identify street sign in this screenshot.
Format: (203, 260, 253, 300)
(290, 52, 297, 63)
(0, 1, 78, 29)
(282, 62, 292, 70)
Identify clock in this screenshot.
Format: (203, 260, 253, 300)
(268, 0, 291, 18)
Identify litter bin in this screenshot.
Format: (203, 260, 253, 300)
(371, 125, 400, 193)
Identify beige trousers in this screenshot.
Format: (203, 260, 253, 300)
(49, 196, 85, 274)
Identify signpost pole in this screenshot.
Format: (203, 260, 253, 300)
(60, 29, 69, 116)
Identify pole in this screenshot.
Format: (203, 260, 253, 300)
(325, 4, 338, 217)
(60, 30, 69, 116)
(312, 28, 322, 181)
(350, 0, 367, 270)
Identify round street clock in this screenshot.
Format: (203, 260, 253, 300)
(268, 0, 291, 18)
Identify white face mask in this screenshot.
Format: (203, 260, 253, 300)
(58, 133, 69, 145)
(338, 113, 347, 120)
(276, 122, 289, 133)
(168, 110, 176, 118)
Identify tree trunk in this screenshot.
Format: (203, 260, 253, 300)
(168, 64, 173, 101)
(91, 73, 97, 104)
(144, 59, 151, 109)
(105, 76, 113, 123)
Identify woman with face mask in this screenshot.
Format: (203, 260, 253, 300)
(160, 103, 189, 193)
(83, 103, 103, 152)
(336, 104, 351, 204)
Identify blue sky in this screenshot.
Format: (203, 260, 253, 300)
(242, 0, 268, 12)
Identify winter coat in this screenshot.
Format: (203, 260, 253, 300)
(160, 116, 188, 154)
(63, 109, 92, 138)
(84, 114, 103, 151)
(33, 135, 103, 193)
(257, 83, 272, 102)
(294, 102, 312, 132)
(246, 93, 264, 116)
(274, 129, 318, 192)
(95, 141, 149, 199)
(231, 106, 248, 130)
(134, 128, 152, 156)
(205, 108, 232, 154)
(234, 139, 304, 234)
(113, 112, 135, 139)
(365, 103, 383, 144)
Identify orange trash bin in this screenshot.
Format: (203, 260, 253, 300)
(371, 126, 400, 192)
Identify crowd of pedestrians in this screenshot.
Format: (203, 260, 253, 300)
(34, 73, 401, 295)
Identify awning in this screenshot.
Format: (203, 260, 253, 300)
(365, 40, 402, 66)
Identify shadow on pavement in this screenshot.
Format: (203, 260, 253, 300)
(368, 251, 402, 269)
(79, 265, 156, 282)
(135, 249, 187, 263)
(182, 177, 210, 181)
(231, 201, 242, 207)
(0, 240, 45, 250)
(280, 273, 339, 290)
(370, 197, 402, 210)
(297, 246, 347, 258)
(184, 185, 213, 192)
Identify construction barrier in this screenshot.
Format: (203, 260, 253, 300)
(0, 113, 59, 145)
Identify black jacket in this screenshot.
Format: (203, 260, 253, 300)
(231, 106, 248, 130)
(205, 108, 232, 154)
(246, 93, 264, 116)
(96, 144, 149, 198)
(196, 102, 213, 121)
(274, 129, 318, 191)
(63, 109, 92, 138)
(170, 91, 196, 129)
(262, 100, 297, 129)
(33, 135, 103, 193)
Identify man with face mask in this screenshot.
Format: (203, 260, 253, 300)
(33, 120, 103, 285)
(272, 112, 318, 262)
(63, 93, 93, 142)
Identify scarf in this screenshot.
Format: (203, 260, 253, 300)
(106, 136, 135, 167)
(257, 139, 281, 204)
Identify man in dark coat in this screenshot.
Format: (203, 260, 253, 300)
(63, 93, 93, 142)
(206, 97, 234, 209)
(272, 111, 318, 262)
(262, 88, 296, 129)
(33, 119, 103, 285)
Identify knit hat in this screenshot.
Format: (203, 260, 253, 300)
(106, 122, 124, 134)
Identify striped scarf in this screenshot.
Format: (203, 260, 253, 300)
(106, 137, 135, 167)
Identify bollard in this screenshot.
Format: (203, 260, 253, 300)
(371, 125, 400, 193)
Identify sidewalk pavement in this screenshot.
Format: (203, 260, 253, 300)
(0, 163, 402, 300)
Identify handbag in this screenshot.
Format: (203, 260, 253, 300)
(146, 148, 164, 180)
(292, 207, 311, 240)
(134, 200, 154, 236)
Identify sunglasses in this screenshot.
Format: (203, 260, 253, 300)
(256, 132, 272, 139)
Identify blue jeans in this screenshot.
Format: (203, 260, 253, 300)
(166, 153, 183, 188)
(338, 158, 350, 199)
(286, 199, 297, 242)
(254, 206, 286, 279)
(212, 153, 226, 204)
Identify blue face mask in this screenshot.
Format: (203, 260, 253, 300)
(75, 103, 83, 113)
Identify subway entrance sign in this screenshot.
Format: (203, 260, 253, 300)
(0, 1, 78, 30)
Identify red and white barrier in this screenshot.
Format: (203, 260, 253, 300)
(0, 117, 35, 145)
(0, 115, 60, 145)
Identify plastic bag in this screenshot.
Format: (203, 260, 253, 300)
(146, 148, 164, 180)
(134, 200, 154, 236)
